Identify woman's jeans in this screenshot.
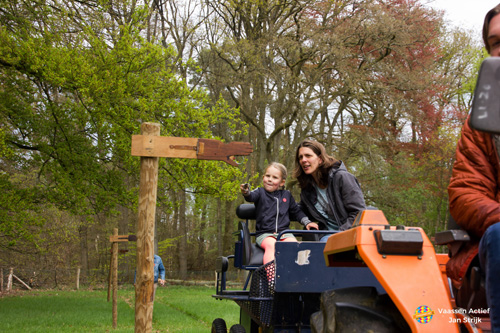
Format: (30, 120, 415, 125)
(320, 234, 332, 242)
(479, 222, 500, 332)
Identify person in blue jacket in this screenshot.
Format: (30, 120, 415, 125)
(135, 254, 165, 301)
(240, 162, 312, 265)
(153, 254, 165, 300)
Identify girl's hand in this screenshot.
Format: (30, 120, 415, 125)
(240, 183, 250, 195)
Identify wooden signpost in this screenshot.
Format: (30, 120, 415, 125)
(131, 134, 253, 166)
(108, 229, 136, 328)
(131, 122, 252, 332)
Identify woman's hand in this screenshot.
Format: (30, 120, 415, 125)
(306, 222, 319, 230)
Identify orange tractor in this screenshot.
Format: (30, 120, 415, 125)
(213, 204, 490, 332)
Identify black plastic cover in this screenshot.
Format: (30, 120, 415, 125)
(373, 229, 423, 255)
(470, 57, 500, 134)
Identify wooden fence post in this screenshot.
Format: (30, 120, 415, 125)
(76, 267, 80, 290)
(135, 123, 160, 333)
(112, 228, 119, 329)
(7, 268, 13, 292)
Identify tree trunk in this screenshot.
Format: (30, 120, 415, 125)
(178, 190, 188, 280)
(79, 224, 89, 284)
(216, 198, 223, 257)
(118, 202, 133, 278)
(223, 200, 234, 255)
(196, 200, 208, 270)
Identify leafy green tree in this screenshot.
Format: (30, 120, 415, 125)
(0, 0, 246, 275)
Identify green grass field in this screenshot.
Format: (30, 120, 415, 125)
(0, 285, 240, 332)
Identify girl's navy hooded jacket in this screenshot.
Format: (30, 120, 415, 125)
(244, 187, 311, 237)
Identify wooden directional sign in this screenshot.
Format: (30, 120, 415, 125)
(131, 123, 254, 333)
(131, 136, 253, 166)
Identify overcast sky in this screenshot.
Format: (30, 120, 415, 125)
(426, 0, 500, 37)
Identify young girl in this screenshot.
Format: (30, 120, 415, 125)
(240, 162, 312, 265)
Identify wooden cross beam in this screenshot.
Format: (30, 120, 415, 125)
(131, 136, 253, 166)
(131, 123, 253, 333)
(109, 234, 138, 243)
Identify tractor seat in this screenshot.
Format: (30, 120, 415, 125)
(236, 204, 264, 267)
(434, 215, 487, 312)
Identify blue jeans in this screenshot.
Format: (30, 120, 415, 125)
(479, 222, 500, 332)
(320, 234, 332, 242)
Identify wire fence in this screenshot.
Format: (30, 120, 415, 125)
(0, 267, 246, 291)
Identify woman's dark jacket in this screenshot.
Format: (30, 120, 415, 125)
(244, 188, 311, 237)
(299, 161, 366, 231)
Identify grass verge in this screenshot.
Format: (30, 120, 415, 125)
(0, 285, 240, 332)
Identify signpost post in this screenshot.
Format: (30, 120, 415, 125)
(108, 230, 136, 328)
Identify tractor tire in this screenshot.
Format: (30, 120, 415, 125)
(310, 287, 411, 333)
(229, 324, 246, 333)
(211, 318, 227, 333)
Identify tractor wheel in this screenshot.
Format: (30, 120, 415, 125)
(211, 318, 227, 333)
(310, 287, 411, 333)
(229, 324, 246, 333)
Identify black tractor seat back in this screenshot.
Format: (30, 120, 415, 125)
(435, 214, 487, 312)
(236, 203, 257, 220)
(236, 204, 264, 267)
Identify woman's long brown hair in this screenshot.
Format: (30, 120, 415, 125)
(293, 139, 338, 189)
(483, 4, 500, 53)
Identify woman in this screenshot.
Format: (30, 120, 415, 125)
(294, 139, 366, 239)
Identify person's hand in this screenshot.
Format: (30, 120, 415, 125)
(306, 222, 319, 230)
(240, 183, 250, 195)
(158, 279, 165, 286)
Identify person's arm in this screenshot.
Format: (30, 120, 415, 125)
(242, 186, 260, 202)
(337, 172, 366, 231)
(448, 117, 500, 238)
(289, 194, 316, 229)
(158, 258, 166, 286)
(298, 192, 321, 230)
